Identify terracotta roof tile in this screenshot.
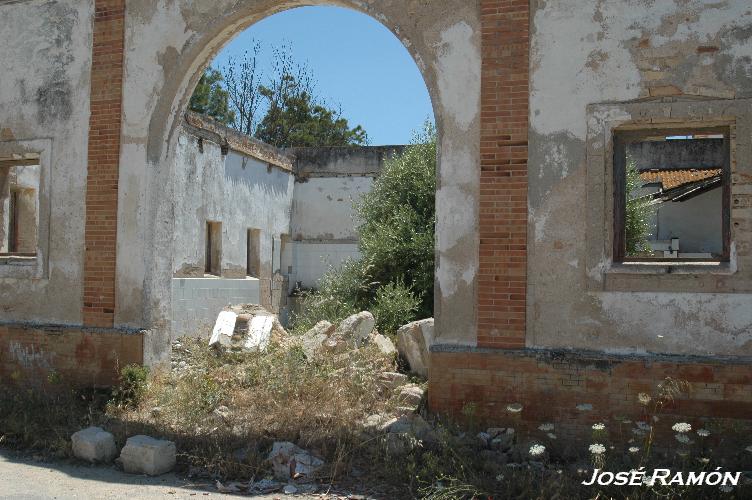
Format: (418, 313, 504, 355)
(639, 168, 721, 190)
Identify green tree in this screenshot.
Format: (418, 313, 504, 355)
(189, 68, 235, 125)
(354, 124, 436, 318)
(625, 159, 655, 255)
(292, 124, 435, 335)
(254, 45, 367, 147)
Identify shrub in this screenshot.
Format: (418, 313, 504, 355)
(291, 124, 436, 334)
(371, 280, 420, 335)
(110, 364, 149, 408)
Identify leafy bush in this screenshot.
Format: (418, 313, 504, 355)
(355, 123, 436, 319)
(109, 364, 149, 408)
(625, 159, 655, 256)
(372, 280, 420, 335)
(291, 123, 436, 334)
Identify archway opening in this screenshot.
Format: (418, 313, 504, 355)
(169, 5, 438, 339)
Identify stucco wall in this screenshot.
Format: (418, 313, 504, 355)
(0, 0, 92, 324)
(528, 0, 752, 356)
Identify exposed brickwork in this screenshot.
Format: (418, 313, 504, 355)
(83, 0, 126, 327)
(478, 0, 530, 348)
(0, 324, 143, 387)
(430, 349, 752, 441)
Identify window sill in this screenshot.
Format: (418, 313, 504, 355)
(0, 255, 38, 266)
(608, 261, 734, 275)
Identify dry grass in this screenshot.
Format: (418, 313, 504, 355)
(107, 336, 409, 482)
(3, 338, 752, 499)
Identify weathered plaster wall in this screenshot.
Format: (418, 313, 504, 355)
(285, 146, 403, 289)
(528, 0, 752, 356)
(169, 124, 294, 336)
(118, 0, 481, 362)
(0, 0, 92, 325)
(172, 129, 293, 279)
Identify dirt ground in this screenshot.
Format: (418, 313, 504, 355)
(0, 450, 318, 500)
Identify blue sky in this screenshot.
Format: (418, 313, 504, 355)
(209, 6, 434, 146)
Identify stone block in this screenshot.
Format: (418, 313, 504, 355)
(71, 426, 117, 463)
(119, 435, 176, 476)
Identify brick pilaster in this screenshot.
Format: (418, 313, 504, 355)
(477, 0, 529, 348)
(83, 0, 125, 327)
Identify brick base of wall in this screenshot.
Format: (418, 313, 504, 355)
(429, 347, 752, 443)
(0, 324, 143, 387)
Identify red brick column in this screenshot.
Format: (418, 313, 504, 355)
(477, 0, 529, 348)
(83, 0, 125, 327)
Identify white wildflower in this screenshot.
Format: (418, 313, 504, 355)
(538, 423, 554, 432)
(529, 444, 546, 457)
(495, 474, 504, 481)
(697, 429, 710, 437)
(589, 443, 606, 455)
(547, 433, 557, 440)
(698, 457, 710, 464)
(675, 433, 690, 444)
(672, 422, 691, 433)
(637, 393, 651, 405)
(506, 403, 523, 413)
(592, 423, 606, 431)
(628, 446, 640, 454)
(719, 485, 733, 493)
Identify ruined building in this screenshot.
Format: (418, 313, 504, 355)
(0, 1, 751, 438)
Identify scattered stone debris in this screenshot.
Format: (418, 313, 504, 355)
(397, 384, 425, 407)
(378, 371, 408, 389)
(71, 426, 118, 463)
(371, 333, 397, 357)
(267, 441, 324, 481)
(396, 318, 434, 377)
(333, 311, 375, 346)
(300, 320, 335, 358)
(119, 435, 177, 476)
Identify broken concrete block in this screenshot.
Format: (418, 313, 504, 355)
(209, 310, 237, 348)
(334, 311, 375, 345)
(244, 314, 273, 351)
(119, 435, 176, 476)
(267, 441, 324, 480)
(372, 333, 398, 357)
(71, 426, 118, 463)
(396, 318, 434, 378)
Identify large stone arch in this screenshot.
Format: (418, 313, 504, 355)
(115, 1, 482, 362)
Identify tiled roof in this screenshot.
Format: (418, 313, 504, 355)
(639, 168, 722, 190)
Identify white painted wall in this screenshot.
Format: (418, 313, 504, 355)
(286, 242, 362, 290)
(290, 176, 373, 241)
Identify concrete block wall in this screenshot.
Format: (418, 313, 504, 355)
(170, 278, 260, 339)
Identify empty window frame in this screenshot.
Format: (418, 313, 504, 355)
(205, 221, 222, 275)
(247, 228, 261, 277)
(0, 159, 40, 257)
(613, 126, 730, 262)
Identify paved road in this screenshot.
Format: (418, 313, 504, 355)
(0, 451, 293, 500)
